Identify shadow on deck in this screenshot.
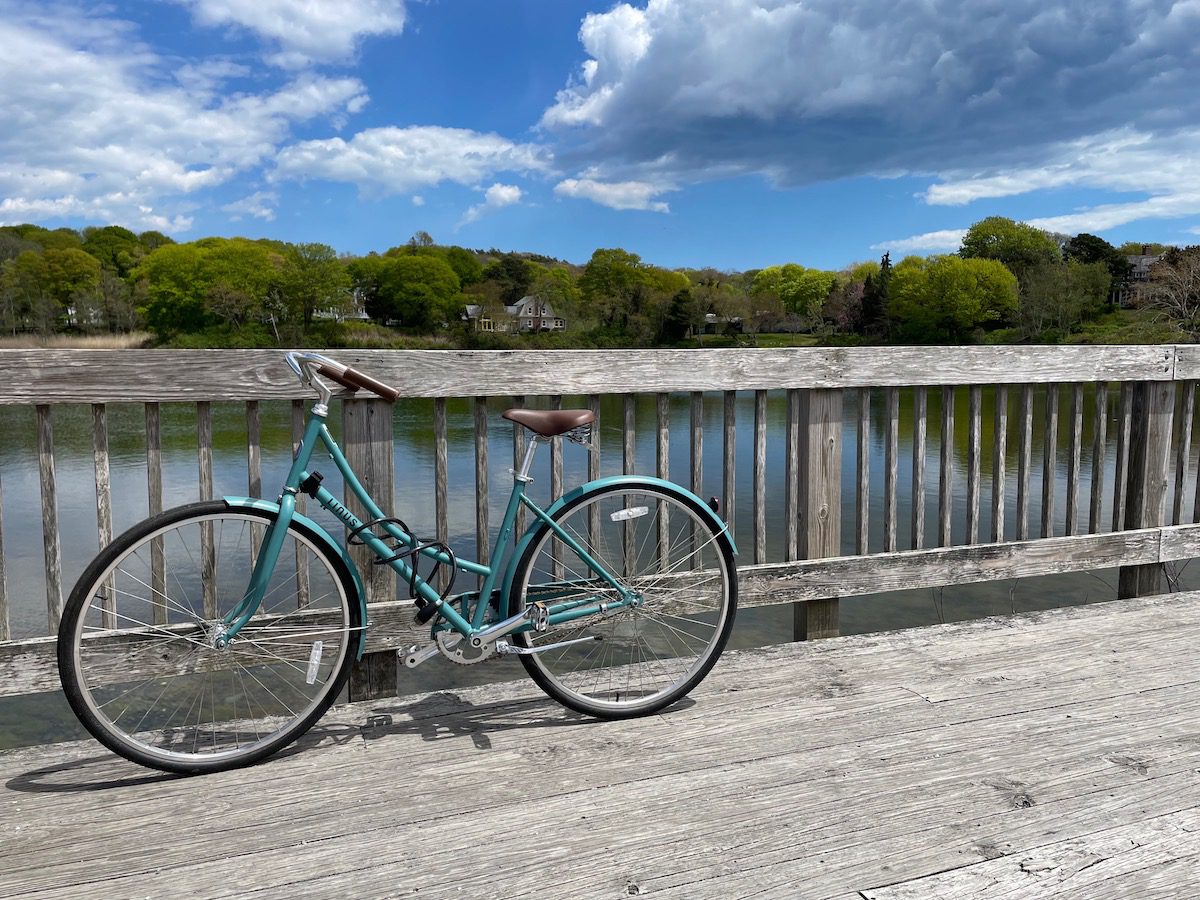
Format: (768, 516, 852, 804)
(2, 592, 1198, 898)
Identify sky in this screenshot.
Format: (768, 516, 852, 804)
(2, 0, 1199, 272)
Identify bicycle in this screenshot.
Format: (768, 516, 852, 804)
(57, 352, 738, 774)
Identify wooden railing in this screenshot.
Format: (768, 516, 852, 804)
(1, 345, 1198, 700)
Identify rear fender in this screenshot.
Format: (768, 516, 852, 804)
(498, 476, 737, 617)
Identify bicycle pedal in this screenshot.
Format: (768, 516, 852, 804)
(530, 601, 550, 632)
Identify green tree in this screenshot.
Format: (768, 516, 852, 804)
(276, 243, 350, 327)
(1018, 260, 1111, 339)
(860, 251, 892, 336)
(1064, 233, 1132, 288)
(1117, 241, 1172, 256)
(960, 217, 1061, 280)
(82, 225, 142, 277)
(372, 254, 461, 329)
(482, 253, 534, 305)
(888, 255, 1018, 342)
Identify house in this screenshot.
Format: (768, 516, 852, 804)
(1112, 250, 1165, 307)
(463, 296, 565, 333)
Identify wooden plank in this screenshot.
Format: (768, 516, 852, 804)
(1065, 383, 1083, 535)
(511, 394, 526, 538)
(291, 399, 309, 610)
(911, 386, 926, 551)
(1016, 385, 1033, 540)
(3, 592, 1199, 900)
(938, 385, 954, 547)
(966, 385, 981, 544)
(657, 392, 670, 569)
(786, 388, 800, 561)
(885, 386, 899, 552)
(35, 404, 62, 632)
(197, 401, 216, 617)
(434, 397, 449, 591)
(0, 345, 1177, 403)
(862, 809, 1200, 899)
(1173, 381, 1194, 525)
(145, 402, 164, 625)
(690, 391, 703, 562)
(91, 404, 114, 628)
(753, 390, 766, 564)
(473, 397, 489, 567)
(1119, 381, 1175, 598)
(245, 400, 262, 498)
(1113, 382, 1133, 531)
(1041, 383, 1059, 538)
(723, 391, 736, 543)
(0, 469, 7, 642)
(720, 388, 729, 540)
(342, 396, 398, 702)
(623, 395, 636, 476)
(857, 387, 870, 555)
(588, 393, 601, 546)
(6, 528, 1199, 697)
(991, 385, 1007, 542)
(1090, 382, 1108, 534)
(549, 395, 564, 500)
(794, 389, 842, 639)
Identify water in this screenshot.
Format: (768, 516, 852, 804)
(3, 387, 1198, 748)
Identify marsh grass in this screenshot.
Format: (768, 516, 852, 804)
(0, 332, 152, 350)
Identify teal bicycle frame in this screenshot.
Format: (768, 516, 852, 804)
(218, 398, 720, 661)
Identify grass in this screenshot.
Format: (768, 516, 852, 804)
(0, 332, 152, 349)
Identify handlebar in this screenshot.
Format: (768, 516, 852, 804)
(285, 352, 401, 403)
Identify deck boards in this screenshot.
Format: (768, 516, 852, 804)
(1, 593, 1198, 899)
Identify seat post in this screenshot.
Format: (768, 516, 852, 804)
(514, 434, 543, 483)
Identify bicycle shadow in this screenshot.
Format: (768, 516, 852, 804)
(306, 691, 696, 751)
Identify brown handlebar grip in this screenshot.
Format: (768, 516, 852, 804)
(339, 366, 401, 402)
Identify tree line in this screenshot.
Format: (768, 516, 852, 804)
(0, 219, 1195, 347)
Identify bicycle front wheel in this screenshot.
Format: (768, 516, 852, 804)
(58, 501, 361, 774)
(511, 483, 736, 718)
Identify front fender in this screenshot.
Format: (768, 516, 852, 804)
(499, 476, 737, 616)
(223, 496, 369, 659)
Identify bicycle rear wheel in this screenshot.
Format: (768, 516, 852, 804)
(511, 483, 736, 717)
(58, 501, 361, 774)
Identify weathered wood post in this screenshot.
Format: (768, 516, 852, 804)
(342, 396, 398, 701)
(1117, 380, 1174, 598)
(794, 388, 842, 640)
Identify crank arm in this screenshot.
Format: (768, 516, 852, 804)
(495, 635, 601, 656)
(401, 642, 440, 669)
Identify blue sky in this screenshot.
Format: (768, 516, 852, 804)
(2, 0, 1199, 272)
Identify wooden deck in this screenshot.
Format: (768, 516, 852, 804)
(2, 592, 1198, 898)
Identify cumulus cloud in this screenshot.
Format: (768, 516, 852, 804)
(460, 183, 523, 225)
(542, 0, 1200, 230)
(222, 190, 279, 221)
(554, 177, 673, 213)
(871, 229, 968, 255)
(0, 7, 366, 231)
(273, 126, 548, 194)
(179, 0, 406, 68)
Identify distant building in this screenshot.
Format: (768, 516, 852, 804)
(1112, 250, 1165, 307)
(463, 296, 565, 333)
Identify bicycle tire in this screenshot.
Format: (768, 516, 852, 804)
(57, 500, 361, 774)
(511, 482, 736, 718)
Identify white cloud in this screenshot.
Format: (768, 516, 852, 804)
(460, 183, 523, 225)
(554, 177, 673, 213)
(179, 0, 406, 68)
(541, 0, 1200, 239)
(411, 195, 425, 207)
(0, 8, 366, 231)
(871, 229, 967, 255)
(273, 126, 548, 194)
(222, 190, 279, 221)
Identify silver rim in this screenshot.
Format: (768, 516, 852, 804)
(516, 489, 733, 712)
(68, 512, 352, 765)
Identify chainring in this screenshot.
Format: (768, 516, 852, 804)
(435, 631, 497, 665)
